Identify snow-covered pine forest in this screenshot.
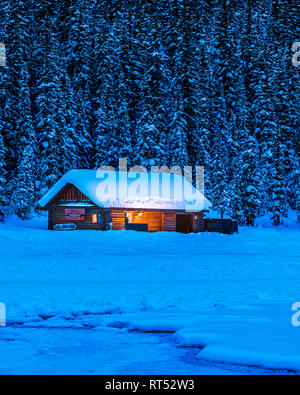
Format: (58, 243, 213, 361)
(0, 0, 299, 225)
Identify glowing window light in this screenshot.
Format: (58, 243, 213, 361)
(127, 213, 133, 223)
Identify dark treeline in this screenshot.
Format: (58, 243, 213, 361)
(0, 0, 299, 225)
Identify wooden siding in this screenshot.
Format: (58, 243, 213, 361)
(163, 213, 176, 232)
(145, 212, 163, 232)
(192, 212, 204, 233)
(111, 211, 126, 230)
(163, 213, 204, 233)
(51, 184, 91, 205)
(49, 206, 106, 230)
(49, 208, 205, 232)
(199, 212, 204, 232)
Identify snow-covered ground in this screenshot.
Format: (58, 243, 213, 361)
(0, 213, 299, 374)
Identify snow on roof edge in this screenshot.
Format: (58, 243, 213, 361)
(38, 169, 212, 211)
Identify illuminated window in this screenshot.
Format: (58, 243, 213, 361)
(127, 213, 133, 223)
(92, 214, 97, 224)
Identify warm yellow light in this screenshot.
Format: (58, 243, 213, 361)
(92, 214, 97, 224)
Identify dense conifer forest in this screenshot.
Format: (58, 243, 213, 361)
(0, 0, 299, 224)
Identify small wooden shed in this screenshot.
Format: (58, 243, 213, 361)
(38, 170, 211, 233)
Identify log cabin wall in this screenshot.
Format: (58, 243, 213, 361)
(52, 184, 91, 205)
(163, 213, 177, 232)
(192, 212, 204, 233)
(48, 207, 205, 232)
(49, 206, 107, 230)
(199, 212, 204, 232)
(145, 212, 163, 232)
(111, 211, 126, 230)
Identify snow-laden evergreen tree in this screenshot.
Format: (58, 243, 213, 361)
(166, 0, 203, 168)
(229, 47, 252, 222)
(238, 135, 262, 226)
(174, 0, 198, 166)
(55, 73, 81, 174)
(272, 0, 299, 210)
(295, 159, 300, 223)
(10, 67, 37, 219)
(207, 1, 233, 213)
(4, 0, 36, 219)
(114, 1, 146, 165)
(13, 144, 36, 220)
(210, 134, 231, 219)
(0, 132, 8, 221)
(217, 0, 240, 119)
(270, 134, 289, 225)
(168, 90, 189, 168)
(93, 12, 122, 168)
(115, 70, 133, 162)
(191, 1, 212, 181)
(4, 0, 34, 176)
(32, 1, 65, 196)
(63, 0, 94, 168)
(0, 0, 9, 220)
(134, 1, 171, 168)
(253, 62, 278, 212)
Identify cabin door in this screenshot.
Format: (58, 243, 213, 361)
(176, 214, 192, 234)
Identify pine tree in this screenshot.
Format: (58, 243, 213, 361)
(10, 66, 37, 219)
(191, 1, 212, 175)
(0, 0, 9, 220)
(168, 90, 189, 168)
(4, 0, 36, 219)
(295, 159, 300, 223)
(93, 12, 122, 168)
(211, 143, 231, 219)
(270, 135, 289, 225)
(63, 0, 94, 168)
(115, 70, 133, 161)
(133, 1, 171, 168)
(13, 144, 36, 220)
(0, 132, 8, 221)
(33, 1, 65, 196)
(4, 0, 34, 176)
(238, 135, 262, 226)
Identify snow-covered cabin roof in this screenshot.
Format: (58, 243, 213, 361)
(38, 170, 212, 212)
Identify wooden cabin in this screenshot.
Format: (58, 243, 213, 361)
(38, 170, 211, 233)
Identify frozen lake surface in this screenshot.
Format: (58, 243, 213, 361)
(0, 214, 299, 374)
(0, 321, 294, 375)
(0, 325, 234, 375)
